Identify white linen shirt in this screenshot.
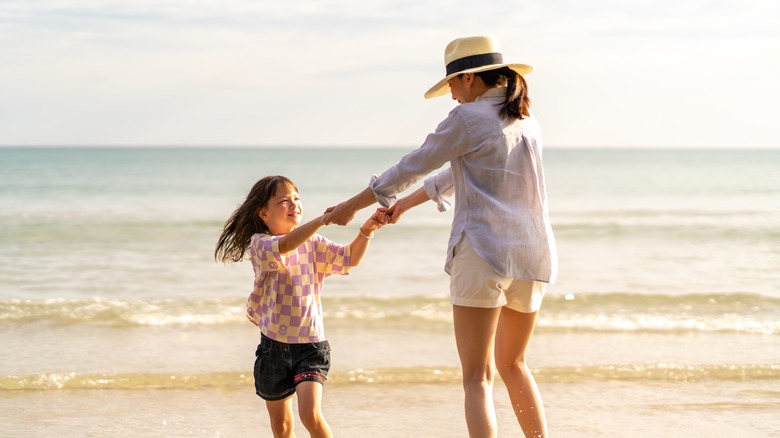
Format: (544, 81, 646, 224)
(370, 87, 557, 283)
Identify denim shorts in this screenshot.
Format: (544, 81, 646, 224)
(254, 333, 331, 401)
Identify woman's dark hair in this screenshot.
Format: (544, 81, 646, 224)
(214, 175, 297, 263)
(474, 67, 531, 120)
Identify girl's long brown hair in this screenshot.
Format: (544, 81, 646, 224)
(474, 66, 531, 120)
(214, 175, 297, 263)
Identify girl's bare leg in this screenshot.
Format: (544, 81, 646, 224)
(453, 304, 503, 438)
(296, 381, 333, 438)
(266, 395, 296, 438)
(495, 308, 547, 438)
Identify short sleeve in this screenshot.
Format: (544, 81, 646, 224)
(311, 234, 352, 276)
(249, 234, 285, 274)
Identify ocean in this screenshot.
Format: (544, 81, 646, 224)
(1, 146, 778, 437)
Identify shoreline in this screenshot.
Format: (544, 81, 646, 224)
(2, 379, 777, 437)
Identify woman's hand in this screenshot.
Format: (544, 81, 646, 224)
(323, 201, 357, 226)
(323, 187, 378, 226)
(378, 205, 404, 224)
(380, 187, 430, 224)
(372, 210, 392, 226)
(361, 210, 391, 234)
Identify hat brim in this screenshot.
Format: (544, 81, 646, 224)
(424, 63, 533, 99)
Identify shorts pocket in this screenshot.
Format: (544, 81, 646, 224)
(315, 340, 330, 352)
(253, 341, 272, 394)
(255, 340, 271, 358)
(310, 340, 331, 375)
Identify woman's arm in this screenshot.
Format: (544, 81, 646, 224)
(326, 108, 469, 226)
(323, 187, 377, 226)
(380, 186, 431, 224)
(348, 210, 389, 267)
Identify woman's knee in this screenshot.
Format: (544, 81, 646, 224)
(495, 357, 531, 381)
(461, 363, 496, 386)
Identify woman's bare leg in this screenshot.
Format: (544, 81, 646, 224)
(495, 308, 547, 438)
(265, 395, 296, 438)
(453, 304, 503, 438)
(296, 381, 333, 438)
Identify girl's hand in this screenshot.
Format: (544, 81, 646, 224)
(366, 210, 390, 230)
(378, 204, 405, 224)
(361, 210, 390, 235)
(381, 187, 429, 224)
(372, 210, 391, 225)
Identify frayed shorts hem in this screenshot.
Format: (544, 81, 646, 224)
(257, 388, 296, 402)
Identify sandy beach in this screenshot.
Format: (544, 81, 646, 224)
(3, 321, 778, 437)
(4, 374, 777, 437)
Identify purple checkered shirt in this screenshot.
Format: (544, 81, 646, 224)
(246, 233, 351, 344)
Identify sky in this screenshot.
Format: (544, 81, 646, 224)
(1, 0, 779, 148)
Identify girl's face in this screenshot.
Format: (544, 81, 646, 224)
(258, 182, 302, 235)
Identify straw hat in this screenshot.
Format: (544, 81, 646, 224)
(424, 36, 533, 99)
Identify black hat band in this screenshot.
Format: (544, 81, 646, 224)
(446, 52, 504, 76)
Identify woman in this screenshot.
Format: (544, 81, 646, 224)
(324, 35, 557, 438)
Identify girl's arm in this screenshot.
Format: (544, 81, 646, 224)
(348, 210, 389, 267)
(278, 214, 326, 254)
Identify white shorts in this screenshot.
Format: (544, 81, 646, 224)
(449, 237, 546, 313)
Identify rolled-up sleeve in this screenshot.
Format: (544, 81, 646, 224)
(369, 174, 397, 208)
(369, 109, 470, 206)
(424, 168, 455, 212)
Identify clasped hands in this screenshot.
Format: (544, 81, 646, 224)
(322, 202, 403, 227)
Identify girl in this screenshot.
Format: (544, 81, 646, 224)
(325, 36, 556, 438)
(215, 175, 387, 438)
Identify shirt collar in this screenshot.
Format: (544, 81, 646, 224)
(474, 86, 506, 103)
